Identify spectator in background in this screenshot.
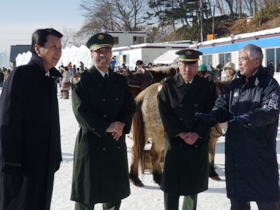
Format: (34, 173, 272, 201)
(122, 68, 133, 76)
(79, 61, 84, 71)
(121, 63, 126, 69)
(0, 28, 63, 210)
(222, 62, 236, 81)
(215, 64, 223, 80)
(277, 63, 280, 72)
(0, 69, 4, 87)
(70, 64, 77, 76)
(134, 60, 145, 74)
(110, 56, 116, 70)
(3, 69, 10, 84)
(60, 66, 71, 99)
(67, 61, 72, 70)
(267, 61, 275, 77)
(197, 63, 215, 80)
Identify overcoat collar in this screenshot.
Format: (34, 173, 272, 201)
(87, 66, 119, 93)
(174, 74, 203, 102)
(28, 53, 62, 78)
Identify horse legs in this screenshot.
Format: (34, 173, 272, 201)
(149, 143, 163, 185)
(208, 126, 221, 181)
(129, 143, 144, 187)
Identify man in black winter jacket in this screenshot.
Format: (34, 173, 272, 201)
(196, 44, 280, 210)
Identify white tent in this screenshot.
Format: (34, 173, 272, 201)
(15, 45, 93, 69)
(153, 50, 179, 64)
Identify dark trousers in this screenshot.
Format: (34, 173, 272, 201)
(75, 200, 121, 210)
(164, 192, 197, 210)
(230, 199, 280, 210)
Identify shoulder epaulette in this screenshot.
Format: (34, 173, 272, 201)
(72, 71, 85, 84)
(160, 76, 173, 84)
(115, 72, 125, 77)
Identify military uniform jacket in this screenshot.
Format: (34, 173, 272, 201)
(70, 66, 136, 205)
(0, 53, 62, 210)
(158, 73, 216, 195)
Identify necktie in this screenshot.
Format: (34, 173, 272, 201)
(104, 73, 108, 80)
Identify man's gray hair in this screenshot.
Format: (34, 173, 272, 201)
(240, 44, 263, 63)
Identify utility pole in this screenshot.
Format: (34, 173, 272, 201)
(252, 0, 257, 17)
(212, 5, 215, 35)
(200, 0, 203, 42)
(238, 0, 242, 18)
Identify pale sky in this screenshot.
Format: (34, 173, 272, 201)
(0, 0, 86, 68)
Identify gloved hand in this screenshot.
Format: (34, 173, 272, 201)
(2, 163, 22, 175)
(195, 113, 217, 127)
(195, 113, 216, 122)
(229, 114, 250, 124)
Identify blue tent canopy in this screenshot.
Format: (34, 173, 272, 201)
(198, 37, 280, 54)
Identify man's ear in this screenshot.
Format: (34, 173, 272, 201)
(34, 44, 41, 56)
(255, 59, 261, 67)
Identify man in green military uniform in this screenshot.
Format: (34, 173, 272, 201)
(70, 33, 136, 210)
(157, 49, 216, 210)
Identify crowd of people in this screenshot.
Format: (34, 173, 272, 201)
(0, 28, 279, 210)
(56, 61, 88, 99)
(0, 67, 11, 88)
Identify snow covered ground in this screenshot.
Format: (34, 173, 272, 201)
(51, 90, 280, 210)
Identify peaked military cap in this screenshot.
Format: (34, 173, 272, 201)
(86, 33, 115, 51)
(175, 49, 203, 64)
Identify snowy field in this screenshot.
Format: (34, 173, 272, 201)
(50, 90, 280, 210)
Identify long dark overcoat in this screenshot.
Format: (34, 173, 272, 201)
(70, 67, 136, 205)
(157, 74, 216, 195)
(0, 53, 62, 210)
(212, 67, 280, 202)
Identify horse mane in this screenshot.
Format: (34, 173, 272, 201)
(146, 66, 178, 74)
(214, 80, 231, 98)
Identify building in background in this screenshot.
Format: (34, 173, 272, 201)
(107, 31, 147, 47)
(10, 45, 31, 67)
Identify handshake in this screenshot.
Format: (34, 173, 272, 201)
(195, 112, 250, 126)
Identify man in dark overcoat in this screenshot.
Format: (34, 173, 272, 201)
(157, 49, 216, 210)
(196, 44, 280, 210)
(70, 33, 136, 210)
(0, 28, 63, 210)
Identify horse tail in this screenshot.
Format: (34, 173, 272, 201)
(132, 91, 146, 169)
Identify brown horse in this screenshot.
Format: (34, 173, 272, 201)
(129, 80, 231, 187)
(125, 65, 178, 98)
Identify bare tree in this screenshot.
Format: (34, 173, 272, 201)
(59, 26, 82, 48)
(214, 0, 225, 14)
(78, 0, 146, 33)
